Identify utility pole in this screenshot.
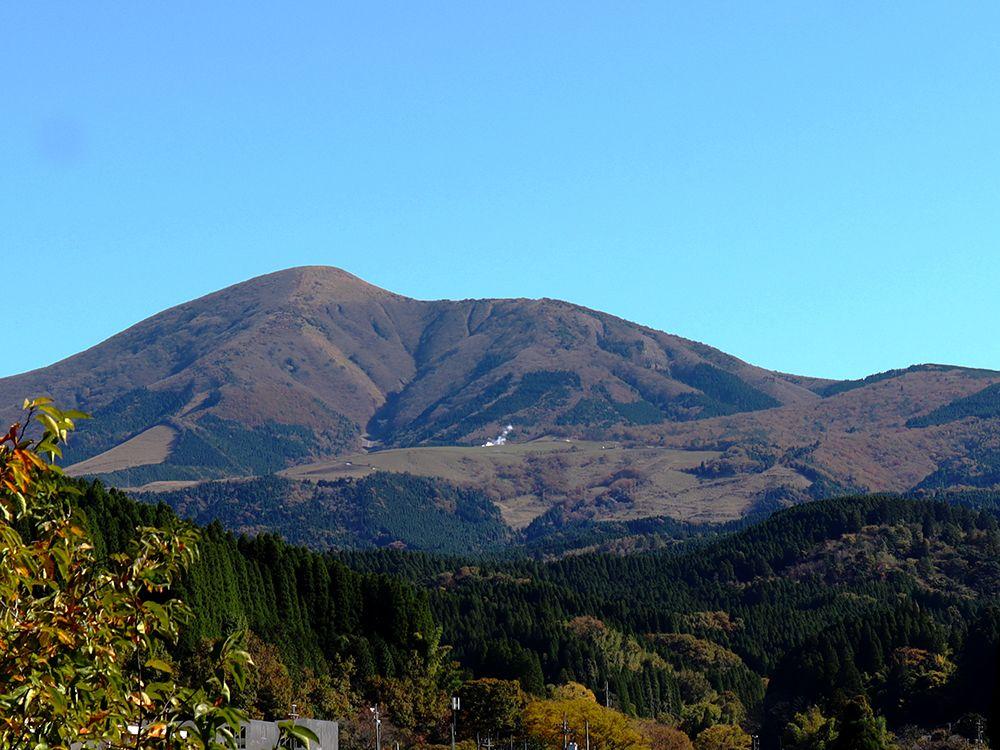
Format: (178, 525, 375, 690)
(584, 720, 590, 750)
(976, 716, 985, 747)
(751, 735, 760, 750)
(285, 702, 300, 749)
(451, 696, 460, 750)
(370, 705, 382, 750)
(561, 714, 570, 750)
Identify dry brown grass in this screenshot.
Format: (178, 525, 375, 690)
(65, 425, 177, 476)
(280, 438, 804, 526)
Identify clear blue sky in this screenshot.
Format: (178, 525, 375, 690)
(3, 3, 998, 380)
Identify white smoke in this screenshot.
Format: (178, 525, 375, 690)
(482, 424, 514, 447)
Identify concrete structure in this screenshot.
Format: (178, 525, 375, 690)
(238, 718, 339, 750)
(69, 718, 338, 750)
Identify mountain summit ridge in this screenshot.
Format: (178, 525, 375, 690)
(2, 266, 999, 521)
(0, 265, 810, 433)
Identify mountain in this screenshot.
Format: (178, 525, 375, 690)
(0, 266, 821, 454)
(0, 266, 821, 470)
(3, 266, 1000, 534)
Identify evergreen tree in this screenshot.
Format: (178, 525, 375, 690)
(829, 697, 891, 750)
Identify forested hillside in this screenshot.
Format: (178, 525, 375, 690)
(132, 473, 512, 555)
(338, 493, 1000, 739)
(74, 479, 1000, 746)
(76, 480, 439, 689)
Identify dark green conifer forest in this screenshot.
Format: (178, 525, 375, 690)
(71, 479, 1000, 746)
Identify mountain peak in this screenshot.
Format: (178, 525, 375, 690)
(218, 265, 402, 306)
(287, 265, 403, 302)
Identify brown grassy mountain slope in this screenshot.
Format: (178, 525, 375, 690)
(0, 267, 818, 469)
(1, 266, 999, 523)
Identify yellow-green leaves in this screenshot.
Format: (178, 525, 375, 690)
(0, 399, 248, 750)
(278, 721, 321, 748)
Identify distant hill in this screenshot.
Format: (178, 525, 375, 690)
(2, 265, 1000, 529)
(131, 472, 512, 556)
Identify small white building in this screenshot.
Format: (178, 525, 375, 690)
(238, 719, 339, 750)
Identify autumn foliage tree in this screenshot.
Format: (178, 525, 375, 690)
(524, 683, 647, 750)
(693, 724, 751, 750)
(782, 706, 837, 750)
(459, 678, 527, 742)
(828, 697, 892, 750)
(0, 399, 321, 749)
(369, 626, 461, 743)
(633, 719, 694, 750)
